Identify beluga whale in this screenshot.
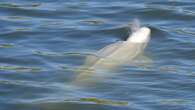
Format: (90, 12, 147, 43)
(74, 19, 151, 84)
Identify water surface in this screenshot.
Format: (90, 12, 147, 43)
(0, 0, 195, 110)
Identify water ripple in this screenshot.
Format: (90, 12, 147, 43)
(1, 0, 195, 110)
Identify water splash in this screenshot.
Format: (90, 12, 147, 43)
(129, 18, 141, 33)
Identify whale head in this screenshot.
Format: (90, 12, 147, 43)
(127, 27, 151, 43)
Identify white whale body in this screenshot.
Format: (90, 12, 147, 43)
(74, 21, 151, 83)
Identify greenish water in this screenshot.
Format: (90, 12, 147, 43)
(0, 0, 195, 110)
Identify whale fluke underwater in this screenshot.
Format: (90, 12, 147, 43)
(73, 19, 151, 84)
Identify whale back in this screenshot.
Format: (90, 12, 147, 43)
(84, 24, 151, 67)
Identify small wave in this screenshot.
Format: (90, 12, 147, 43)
(0, 65, 41, 73)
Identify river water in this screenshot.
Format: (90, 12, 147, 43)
(0, 0, 195, 110)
